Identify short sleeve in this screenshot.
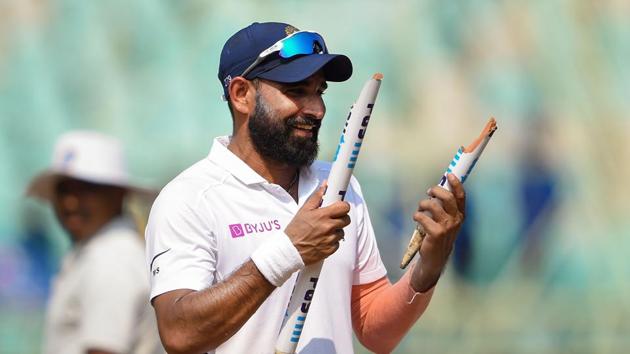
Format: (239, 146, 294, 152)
(145, 179, 218, 300)
(348, 177, 387, 285)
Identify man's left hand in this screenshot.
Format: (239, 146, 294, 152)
(410, 173, 466, 292)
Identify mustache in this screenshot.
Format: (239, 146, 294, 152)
(60, 209, 90, 220)
(286, 116, 321, 129)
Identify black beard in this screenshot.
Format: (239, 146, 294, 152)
(248, 93, 320, 167)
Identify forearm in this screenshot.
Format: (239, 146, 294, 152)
(156, 260, 275, 354)
(351, 268, 435, 354)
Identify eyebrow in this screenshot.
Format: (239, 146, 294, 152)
(282, 80, 328, 91)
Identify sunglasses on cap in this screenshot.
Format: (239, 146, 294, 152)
(240, 30, 328, 78)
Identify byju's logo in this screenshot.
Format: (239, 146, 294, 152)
(229, 219, 281, 238)
(229, 224, 245, 238)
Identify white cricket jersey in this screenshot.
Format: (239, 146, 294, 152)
(145, 136, 386, 354)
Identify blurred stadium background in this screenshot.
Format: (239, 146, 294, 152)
(1, 0, 629, 353)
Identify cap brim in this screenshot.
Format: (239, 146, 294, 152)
(26, 170, 157, 203)
(256, 54, 352, 84)
(26, 171, 58, 201)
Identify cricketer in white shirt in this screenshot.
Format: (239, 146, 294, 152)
(145, 136, 387, 354)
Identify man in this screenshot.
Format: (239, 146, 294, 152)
(27, 131, 164, 354)
(146, 22, 465, 354)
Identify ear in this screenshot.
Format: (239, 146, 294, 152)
(228, 77, 257, 116)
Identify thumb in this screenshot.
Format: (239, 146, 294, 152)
(303, 181, 327, 210)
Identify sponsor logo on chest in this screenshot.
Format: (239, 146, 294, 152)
(228, 219, 282, 238)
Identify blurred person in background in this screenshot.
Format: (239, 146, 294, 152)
(26, 131, 164, 354)
(145, 22, 466, 354)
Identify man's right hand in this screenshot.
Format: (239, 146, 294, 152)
(285, 184, 351, 265)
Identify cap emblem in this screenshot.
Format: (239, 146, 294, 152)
(223, 75, 232, 88)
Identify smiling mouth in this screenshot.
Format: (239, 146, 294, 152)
(63, 212, 82, 222)
(292, 123, 316, 131)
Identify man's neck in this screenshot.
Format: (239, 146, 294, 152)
(69, 213, 123, 245)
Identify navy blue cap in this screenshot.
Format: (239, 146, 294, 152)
(218, 22, 353, 99)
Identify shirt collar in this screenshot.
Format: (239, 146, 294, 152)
(206, 136, 322, 199)
(297, 162, 320, 204)
(207, 136, 267, 185)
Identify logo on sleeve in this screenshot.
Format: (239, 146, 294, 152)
(150, 248, 171, 276)
(229, 219, 282, 238)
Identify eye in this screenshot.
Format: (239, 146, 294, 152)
(285, 88, 306, 96)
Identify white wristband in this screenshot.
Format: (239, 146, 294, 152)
(251, 232, 305, 287)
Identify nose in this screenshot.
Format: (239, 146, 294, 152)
(58, 193, 80, 212)
(301, 95, 325, 121)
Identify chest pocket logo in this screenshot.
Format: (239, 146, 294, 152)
(228, 220, 282, 238)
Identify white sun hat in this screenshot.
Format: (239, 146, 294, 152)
(26, 130, 154, 201)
